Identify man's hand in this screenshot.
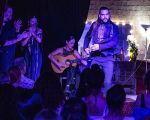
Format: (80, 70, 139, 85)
(85, 48, 91, 55)
(90, 44, 99, 51)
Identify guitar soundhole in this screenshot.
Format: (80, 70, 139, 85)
(65, 59, 70, 65)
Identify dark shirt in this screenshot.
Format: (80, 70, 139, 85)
(0, 21, 17, 55)
(0, 21, 17, 73)
(0, 21, 16, 46)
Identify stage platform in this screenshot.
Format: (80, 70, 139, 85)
(113, 60, 150, 95)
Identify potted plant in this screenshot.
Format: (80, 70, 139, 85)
(127, 35, 138, 61)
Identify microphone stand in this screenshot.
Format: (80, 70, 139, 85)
(141, 24, 150, 72)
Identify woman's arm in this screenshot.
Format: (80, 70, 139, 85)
(32, 29, 43, 43)
(21, 32, 31, 46)
(4, 32, 26, 46)
(21, 37, 30, 47)
(74, 50, 87, 66)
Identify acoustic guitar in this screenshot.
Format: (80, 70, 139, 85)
(51, 54, 79, 73)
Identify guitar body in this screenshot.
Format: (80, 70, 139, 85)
(51, 54, 77, 73)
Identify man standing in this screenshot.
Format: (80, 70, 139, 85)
(84, 7, 119, 93)
(0, 5, 25, 73)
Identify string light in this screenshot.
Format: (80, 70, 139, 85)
(122, 22, 126, 26)
(130, 22, 133, 26)
(130, 30, 133, 34)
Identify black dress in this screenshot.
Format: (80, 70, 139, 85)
(24, 29, 42, 81)
(0, 21, 17, 73)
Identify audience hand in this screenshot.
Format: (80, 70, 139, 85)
(14, 19, 22, 32)
(17, 32, 29, 41)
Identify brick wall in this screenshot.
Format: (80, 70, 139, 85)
(87, 0, 150, 59)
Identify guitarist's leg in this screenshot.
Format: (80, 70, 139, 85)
(59, 71, 67, 91)
(66, 66, 76, 88)
(62, 67, 72, 94)
(74, 65, 81, 91)
(64, 66, 77, 98)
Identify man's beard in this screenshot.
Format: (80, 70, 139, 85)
(98, 18, 110, 24)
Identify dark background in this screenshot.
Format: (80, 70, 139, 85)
(0, 0, 90, 73)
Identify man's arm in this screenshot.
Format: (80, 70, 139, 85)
(1, 19, 23, 47)
(4, 37, 22, 46)
(91, 25, 119, 51)
(4, 32, 27, 46)
(0, 28, 16, 46)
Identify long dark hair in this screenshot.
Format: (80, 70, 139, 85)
(66, 36, 75, 42)
(106, 84, 126, 112)
(8, 65, 21, 85)
(61, 97, 88, 120)
(77, 65, 105, 97)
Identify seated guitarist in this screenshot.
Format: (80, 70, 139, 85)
(48, 36, 87, 95)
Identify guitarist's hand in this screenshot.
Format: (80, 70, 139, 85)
(65, 61, 71, 66)
(56, 63, 65, 70)
(81, 60, 87, 66)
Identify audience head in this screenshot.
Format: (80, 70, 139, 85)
(0, 84, 21, 119)
(34, 108, 61, 120)
(61, 97, 88, 120)
(77, 65, 105, 97)
(8, 65, 21, 86)
(36, 72, 64, 110)
(14, 57, 26, 74)
(91, 64, 102, 71)
(106, 84, 126, 112)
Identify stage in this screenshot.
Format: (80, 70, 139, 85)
(113, 60, 150, 95)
